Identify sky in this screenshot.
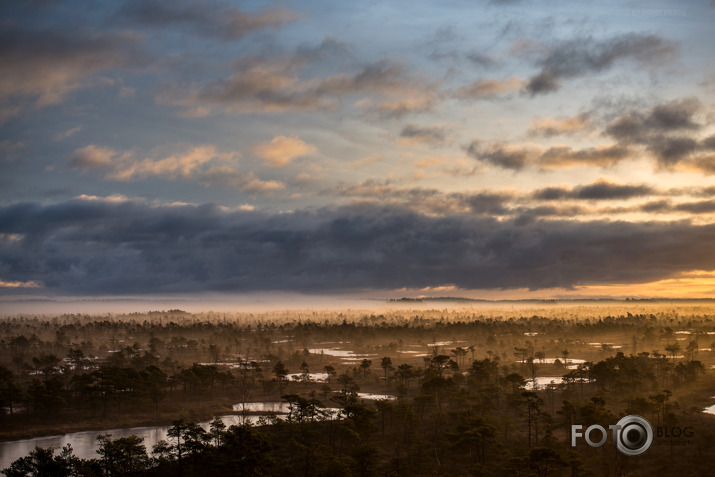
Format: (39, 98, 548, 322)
(1, 0, 715, 304)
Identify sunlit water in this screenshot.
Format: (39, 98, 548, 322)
(524, 377, 564, 390)
(307, 348, 380, 363)
(0, 404, 342, 470)
(285, 372, 329, 382)
(356, 393, 396, 400)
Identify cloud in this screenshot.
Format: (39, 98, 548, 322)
(191, 57, 332, 113)
(647, 97, 702, 130)
(160, 58, 438, 117)
(538, 145, 630, 168)
(115, 0, 299, 40)
(71, 145, 118, 168)
(531, 186, 570, 201)
(465, 141, 628, 170)
(571, 180, 654, 200)
(528, 115, 590, 136)
(334, 179, 704, 220)
(333, 180, 468, 215)
(0, 279, 44, 289)
(251, 135, 316, 167)
(525, 72, 560, 95)
(601, 97, 713, 170)
(639, 199, 715, 215)
(460, 191, 515, 215)
(364, 94, 437, 118)
(53, 126, 82, 141)
(465, 52, 497, 68)
(513, 205, 587, 221)
(189, 166, 285, 192)
(525, 33, 677, 95)
(2, 199, 714, 294)
(69, 143, 285, 192)
(465, 141, 534, 170)
(0, 24, 145, 118)
(107, 145, 230, 180)
(605, 97, 702, 143)
(647, 136, 699, 166)
(315, 60, 415, 96)
(398, 124, 448, 146)
(334, 180, 520, 216)
(689, 154, 715, 175)
(295, 37, 352, 61)
(532, 180, 655, 201)
(454, 76, 525, 100)
(674, 200, 715, 214)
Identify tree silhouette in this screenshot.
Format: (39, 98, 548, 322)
(96, 434, 149, 476)
(380, 356, 393, 380)
(359, 359, 372, 380)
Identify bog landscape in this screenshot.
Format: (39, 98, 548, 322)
(2, 301, 715, 475)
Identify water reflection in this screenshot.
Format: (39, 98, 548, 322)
(524, 377, 564, 390)
(0, 403, 342, 470)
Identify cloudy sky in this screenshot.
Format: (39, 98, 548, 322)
(1, 0, 715, 302)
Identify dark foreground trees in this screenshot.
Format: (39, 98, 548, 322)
(2, 423, 273, 477)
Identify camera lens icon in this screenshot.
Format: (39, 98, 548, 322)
(615, 415, 653, 456)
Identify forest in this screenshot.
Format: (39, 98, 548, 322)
(2, 302, 715, 476)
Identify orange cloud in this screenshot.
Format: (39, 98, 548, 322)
(0, 279, 44, 288)
(107, 145, 231, 180)
(71, 145, 117, 168)
(252, 135, 316, 167)
(528, 115, 591, 136)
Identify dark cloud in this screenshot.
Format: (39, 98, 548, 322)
(702, 135, 715, 151)
(639, 199, 715, 214)
(0, 24, 146, 119)
(573, 181, 654, 200)
(539, 145, 630, 168)
(647, 136, 699, 166)
(604, 114, 647, 142)
(399, 124, 447, 144)
(459, 192, 514, 215)
(513, 205, 588, 226)
(526, 34, 677, 95)
(647, 97, 701, 130)
(674, 200, 715, 214)
(466, 141, 629, 170)
(604, 97, 702, 143)
(596, 97, 714, 170)
(466, 52, 497, 68)
(639, 200, 670, 213)
(525, 71, 560, 95)
(690, 155, 715, 175)
(2, 199, 714, 294)
(531, 187, 569, 201)
(334, 180, 662, 218)
(115, 0, 298, 40)
(465, 141, 531, 170)
(532, 181, 654, 201)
